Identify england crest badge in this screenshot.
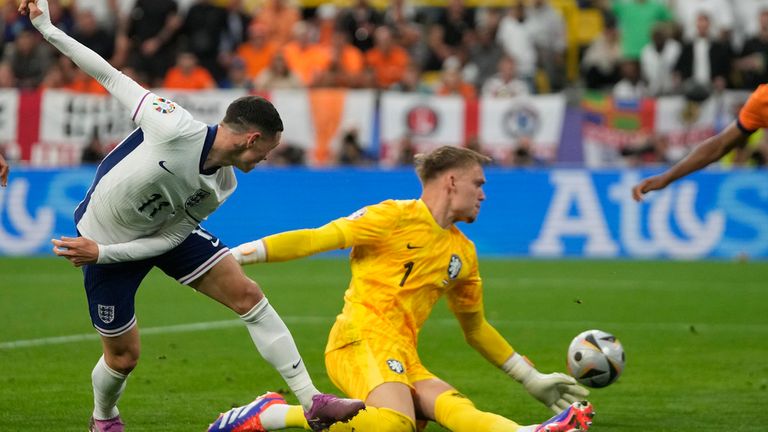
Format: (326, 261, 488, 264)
(98, 304, 115, 324)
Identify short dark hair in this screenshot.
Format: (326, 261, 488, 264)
(222, 96, 284, 136)
(414, 146, 491, 183)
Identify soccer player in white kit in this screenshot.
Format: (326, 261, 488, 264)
(18, 1, 364, 431)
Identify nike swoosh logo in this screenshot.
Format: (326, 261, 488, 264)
(211, 239, 220, 247)
(406, 243, 423, 249)
(291, 359, 302, 369)
(158, 160, 174, 175)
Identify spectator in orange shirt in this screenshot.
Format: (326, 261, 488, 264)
(66, 68, 109, 94)
(237, 24, 278, 79)
(314, 30, 365, 87)
(250, 0, 300, 46)
(435, 57, 476, 99)
(281, 21, 331, 86)
(163, 52, 216, 90)
(39, 56, 107, 94)
(253, 51, 303, 91)
(365, 26, 410, 89)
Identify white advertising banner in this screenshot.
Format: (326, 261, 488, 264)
(0, 89, 18, 142)
(262, 89, 377, 165)
(37, 90, 135, 165)
(479, 94, 566, 160)
(379, 92, 465, 164)
(653, 95, 719, 149)
(0, 89, 19, 160)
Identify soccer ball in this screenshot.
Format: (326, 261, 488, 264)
(567, 329, 625, 388)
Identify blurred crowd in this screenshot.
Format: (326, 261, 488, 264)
(2, 0, 768, 167)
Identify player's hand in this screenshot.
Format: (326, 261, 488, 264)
(521, 370, 590, 413)
(503, 352, 589, 413)
(17, 0, 31, 15)
(631, 174, 669, 202)
(52, 236, 99, 267)
(0, 154, 9, 187)
(18, 0, 48, 23)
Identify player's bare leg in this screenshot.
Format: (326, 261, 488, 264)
(88, 326, 140, 432)
(365, 382, 417, 422)
(194, 256, 363, 429)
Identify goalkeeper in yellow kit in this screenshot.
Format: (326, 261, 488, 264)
(209, 146, 593, 432)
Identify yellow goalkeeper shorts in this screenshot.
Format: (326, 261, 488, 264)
(325, 336, 436, 401)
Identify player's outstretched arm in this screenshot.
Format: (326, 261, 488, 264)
(232, 222, 347, 265)
(455, 310, 588, 413)
(632, 122, 747, 201)
(20, 0, 147, 113)
(0, 153, 8, 187)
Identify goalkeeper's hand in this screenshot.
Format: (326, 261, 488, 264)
(230, 239, 266, 265)
(503, 353, 589, 413)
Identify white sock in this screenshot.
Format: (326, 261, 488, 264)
(241, 297, 319, 411)
(92, 355, 128, 420)
(517, 426, 537, 432)
(259, 403, 291, 430)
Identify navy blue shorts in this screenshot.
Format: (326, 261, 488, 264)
(82, 227, 229, 337)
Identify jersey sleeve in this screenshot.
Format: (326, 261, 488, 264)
(446, 243, 484, 313)
(131, 93, 196, 144)
(96, 214, 198, 263)
(737, 84, 768, 133)
(330, 200, 403, 247)
(261, 222, 347, 262)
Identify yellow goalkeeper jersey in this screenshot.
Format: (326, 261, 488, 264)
(325, 199, 484, 352)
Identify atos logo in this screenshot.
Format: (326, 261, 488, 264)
(531, 171, 727, 258)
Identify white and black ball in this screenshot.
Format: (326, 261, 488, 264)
(567, 329, 625, 388)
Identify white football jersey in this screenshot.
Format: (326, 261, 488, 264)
(34, 16, 238, 264)
(75, 92, 236, 263)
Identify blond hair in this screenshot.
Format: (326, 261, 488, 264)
(414, 146, 491, 183)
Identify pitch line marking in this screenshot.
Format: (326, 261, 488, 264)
(2, 316, 767, 350)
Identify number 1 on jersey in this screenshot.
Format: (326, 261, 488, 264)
(400, 261, 414, 287)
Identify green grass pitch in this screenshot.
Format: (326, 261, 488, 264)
(1, 257, 767, 431)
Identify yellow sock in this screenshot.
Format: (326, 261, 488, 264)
(434, 390, 521, 432)
(329, 407, 415, 432)
(282, 405, 416, 431)
(285, 405, 310, 429)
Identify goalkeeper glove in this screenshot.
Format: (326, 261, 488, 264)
(231, 239, 266, 265)
(502, 353, 589, 413)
